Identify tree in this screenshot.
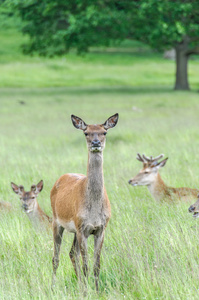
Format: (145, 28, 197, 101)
(12, 0, 126, 55)
(9, 0, 199, 90)
(129, 0, 199, 90)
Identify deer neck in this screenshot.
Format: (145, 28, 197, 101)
(86, 151, 104, 203)
(147, 173, 168, 201)
(25, 200, 40, 218)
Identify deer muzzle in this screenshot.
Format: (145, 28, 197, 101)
(91, 140, 101, 152)
(128, 179, 138, 186)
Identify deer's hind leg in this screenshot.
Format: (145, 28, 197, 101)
(52, 222, 64, 288)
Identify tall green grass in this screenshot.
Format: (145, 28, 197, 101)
(1, 89, 199, 299)
(1, 15, 199, 300)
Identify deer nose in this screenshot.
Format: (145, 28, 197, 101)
(22, 203, 28, 210)
(128, 179, 132, 184)
(92, 140, 101, 147)
(188, 205, 195, 213)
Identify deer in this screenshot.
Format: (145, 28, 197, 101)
(128, 153, 199, 202)
(188, 194, 199, 217)
(50, 113, 119, 293)
(11, 180, 52, 224)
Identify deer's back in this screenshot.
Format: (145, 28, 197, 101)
(170, 187, 199, 202)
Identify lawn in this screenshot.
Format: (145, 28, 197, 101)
(1, 17, 199, 300)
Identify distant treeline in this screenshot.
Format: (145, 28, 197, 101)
(1, 0, 199, 90)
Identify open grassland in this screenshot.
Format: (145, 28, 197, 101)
(1, 21, 199, 300)
(0, 27, 199, 90)
(1, 88, 199, 300)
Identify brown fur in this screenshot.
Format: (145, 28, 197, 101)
(51, 113, 118, 292)
(148, 173, 198, 202)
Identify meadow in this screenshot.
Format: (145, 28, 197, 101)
(1, 19, 199, 300)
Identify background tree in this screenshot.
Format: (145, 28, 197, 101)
(9, 0, 199, 90)
(13, 0, 126, 55)
(129, 0, 199, 90)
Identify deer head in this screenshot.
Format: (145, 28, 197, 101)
(189, 194, 199, 217)
(71, 114, 119, 153)
(128, 153, 168, 186)
(11, 180, 43, 213)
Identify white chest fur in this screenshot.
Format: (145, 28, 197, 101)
(57, 218, 77, 233)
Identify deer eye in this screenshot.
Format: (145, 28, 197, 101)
(103, 132, 107, 135)
(84, 132, 88, 136)
(144, 171, 149, 174)
(31, 197, 35, 199)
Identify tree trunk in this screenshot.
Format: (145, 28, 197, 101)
(174, 41, 190, 90)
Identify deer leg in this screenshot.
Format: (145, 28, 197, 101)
(79, 234, 88, 279)
(94, 231, 104, 292)
(76, 232, 88, 293)
(69, 233, 81, 278)
(52, 222, 64, 288)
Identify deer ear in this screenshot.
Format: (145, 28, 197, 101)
(36, 180, 43, 193)
(11, 183, 24, 195)
(71, 115, 87, 130)
(103, 113, 119, 130)
(31, 184, 36, 192)
(31, 180, 43, 195)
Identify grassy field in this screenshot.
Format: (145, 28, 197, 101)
(1, 17, 199, 300)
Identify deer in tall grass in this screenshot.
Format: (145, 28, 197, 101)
(11, 180, 52, 224)
(128, 153, 199, 202)
(51, 113, 119, 292)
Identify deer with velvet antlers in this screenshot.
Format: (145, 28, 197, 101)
(128, 153, 199, 202)
(50, 113, 119, 292)
(11, 180, 51, 224)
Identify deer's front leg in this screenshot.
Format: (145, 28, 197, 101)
(76, 231, 88, 296)
(69, 233, 81, 278)
(77, 232, 88, 279)
(94, 231, 105, 292)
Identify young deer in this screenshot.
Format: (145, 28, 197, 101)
(189, 194, 199, 217)
(11, 180, 51, 224)
(51, 113, 119, 292)
(128, 153, 199, 202)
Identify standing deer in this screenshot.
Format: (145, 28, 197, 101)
(188, 194, 199, 217)
(128, 153, 199, 202)
(51, 113, 119, 292)
(11, 180, 51, 224)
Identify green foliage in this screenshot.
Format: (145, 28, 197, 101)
(0, 0, 22, 29)
(130, 0, 199, 51)
(5, 0, 199, 55)
(11, 0, 126, 55)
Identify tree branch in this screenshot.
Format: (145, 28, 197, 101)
(186, 46, 199, 56)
